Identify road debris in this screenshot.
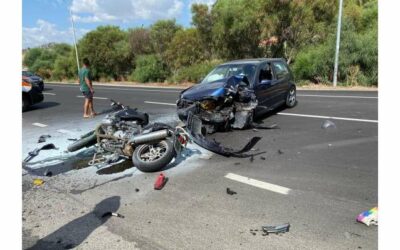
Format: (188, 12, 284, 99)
(357, 207, 378, 226)
(101, 212, 125, 219)
(37, 134, 51, 143)
(321, 120, 337, 129)
(23, 143, 58, 163)
(260, 156, 266, 160)
(44, 169, 52, 177)
(278, 149, 284, 155)
(262, 223, 290, 235)
(250, 155, 254, 162)
(154, 173, 168, 190)
(135, 188, 140, 192)
(33, 178, 44, 186)
(226, 188, 237, 195)
(67, 138, 78, 141)
(185, 112, 264, 158)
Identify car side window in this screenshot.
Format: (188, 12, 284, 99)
(272, 62, 289, 80)
(258, 63, 274, 83)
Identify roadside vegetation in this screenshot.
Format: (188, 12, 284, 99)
(23, 0, 377, 86)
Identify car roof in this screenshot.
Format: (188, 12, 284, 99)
(220, 58, 286, 65)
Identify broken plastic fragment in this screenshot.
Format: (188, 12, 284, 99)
(38, 135, 51, 143)
(154, 173, 168, 190)
(226, 188, 237, 195)
(262, 223, 290, 235)
(357, 207, 378, 226)
(33, 178, 44, 186)
(101, 212, 125, 219)
(321, 120, 337, 129)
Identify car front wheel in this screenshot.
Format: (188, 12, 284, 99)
(286, 86, 297, 108)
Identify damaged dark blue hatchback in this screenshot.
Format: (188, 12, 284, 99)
(177, 58, 297, 133)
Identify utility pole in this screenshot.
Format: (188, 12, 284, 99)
(69, 6, 80, 74)
(333, 0, 344, 87)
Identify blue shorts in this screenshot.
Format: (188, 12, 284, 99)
(82, 91, 93, 100)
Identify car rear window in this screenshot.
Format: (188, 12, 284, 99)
(272, 62, 290, 80)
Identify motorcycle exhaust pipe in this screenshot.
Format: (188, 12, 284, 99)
(129, 129, 170, 146)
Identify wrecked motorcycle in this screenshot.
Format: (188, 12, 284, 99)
(68, 100, 189, 172)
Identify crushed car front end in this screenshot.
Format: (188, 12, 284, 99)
(177, 75, 258, 133)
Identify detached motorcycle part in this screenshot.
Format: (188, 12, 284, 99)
(132, 139, 175, 172)
(129, 129, 169, 146)
(67, 130, 97, 152)
(23, 143, 58, 162)
(262, 223, 290, 235)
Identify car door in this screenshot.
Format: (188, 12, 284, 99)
(253, 62, 280, 109)
(271, 61, 291, 102)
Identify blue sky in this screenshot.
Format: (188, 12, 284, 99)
(22, 0, 215, 48)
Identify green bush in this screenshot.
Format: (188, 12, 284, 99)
(171, 60, 223, 83)
(129, 54, 169, 83)
(292, 43, 333, 83)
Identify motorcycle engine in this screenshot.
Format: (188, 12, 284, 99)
(99, 118, 142, 155)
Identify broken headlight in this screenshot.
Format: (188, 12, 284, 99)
(200, 99, 217, 110)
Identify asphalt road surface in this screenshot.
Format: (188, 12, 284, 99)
(22, 83, 378, 250)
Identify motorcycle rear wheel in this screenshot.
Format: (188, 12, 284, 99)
(132, 139, 175, 172)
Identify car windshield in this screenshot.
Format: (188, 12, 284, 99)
(201, 63, 257, 84)
(22, 71, 34, 77)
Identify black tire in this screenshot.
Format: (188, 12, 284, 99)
(132, 139, 175, 172)
(67, 131, 97, 152)
(22, 95, 30, 112)
(285, 86, 297, 108)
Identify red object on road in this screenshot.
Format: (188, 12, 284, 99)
(154, 173, 168, 190)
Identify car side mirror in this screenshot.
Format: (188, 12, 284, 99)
(260, 79, 272, 85)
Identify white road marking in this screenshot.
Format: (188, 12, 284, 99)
(277, 112, 378, 123)
(43, 92, 56, 96)
(32, 123, 48, 127)
(57, 129, 73, 134)
(297, 94, 377, 99)
(225, 173, 291, 195)
(144, 101, 176, 106)
(143, 101, 377, 123)
(76, 95, 108, 100)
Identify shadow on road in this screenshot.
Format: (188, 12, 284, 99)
(26, 196, 121, 250)
(27, 101, 60, 112)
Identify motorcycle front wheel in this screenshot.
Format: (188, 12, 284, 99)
(132, 139, 175, 172)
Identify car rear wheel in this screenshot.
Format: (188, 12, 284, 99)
(22, 95, 30, 112)
(285, 86, 297, 108)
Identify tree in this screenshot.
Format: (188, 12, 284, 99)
(23, 48, 43, 68)
(165, 29, 206, 70)
(78, 26, 132, 80)
(128, 27, 153, 56)
(149, 20, 182, 56)
(211, 0, 263, 59)
(191, 4, 213, 58)
(130, 54, 169, 83)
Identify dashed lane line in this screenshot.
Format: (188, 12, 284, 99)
(43, 92, 56, 95)
(277, 112, 378, 123)
(144, 101, 176, 106)
(32, 123, 48, 127)
(225, 173, 291, 195)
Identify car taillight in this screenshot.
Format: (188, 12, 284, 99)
(22, 81, 31, 87)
